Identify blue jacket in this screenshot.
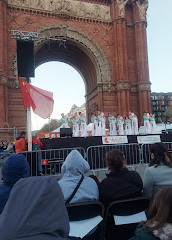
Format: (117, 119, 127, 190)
(0, 154, 30, 214)
(58, 150, 99, 203)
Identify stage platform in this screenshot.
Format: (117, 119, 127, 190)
(40, 133, 172, 150)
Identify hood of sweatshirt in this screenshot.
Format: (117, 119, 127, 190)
(61, 150, 90, 177)
(0, 176, 69, 240)
(2, 154, 30, 186)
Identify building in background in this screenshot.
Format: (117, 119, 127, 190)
(67, 104, 86, 122)
(151, 92, 172, 123)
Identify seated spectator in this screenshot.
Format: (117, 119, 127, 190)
(99, 149, 143, 204)
(129, 187, 172, 240)
(0, 154, 30, 214)
(58, 150, 99, 204)
(143, 143, 172, 199)
(0, 176, 69, 240)
(15, 131, 27, 153)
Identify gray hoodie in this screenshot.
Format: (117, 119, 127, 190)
(58, 150, 99, 204)
(0, 176, 69, 240)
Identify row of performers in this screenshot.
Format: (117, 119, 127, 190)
(60, 111, 156, 137)
(143, 112, 157, 134)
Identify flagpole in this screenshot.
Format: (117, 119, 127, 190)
(27, 78, 32, 151)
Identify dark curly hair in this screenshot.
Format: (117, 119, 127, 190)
(149, 143, 172, 168)
(105, 149, 125, 172)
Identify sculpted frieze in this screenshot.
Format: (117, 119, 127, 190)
(7, 0, 111, 21)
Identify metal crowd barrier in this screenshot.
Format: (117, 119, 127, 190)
(86, 143, 141, 173)
(20, 147, 85, 177)
(141, 142, 172, 164)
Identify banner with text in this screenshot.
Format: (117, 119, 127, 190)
(102, 136, 128, 145)
(137, 135, 161, 144)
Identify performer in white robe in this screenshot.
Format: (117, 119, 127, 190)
(108, 114, 117, 136)
(97, 111, 101, 136)
(143, 112, 151, 134)
(91, 114, 98, 136)
(72, 116, 79, 137)
(149, 114, 157, 134)
(100, 112, 106, 136)
(117, 115, 124, 135)
(79, 113, 87, 137)
(60, 113, 69, 128)
(125, 117, 132, 135)
(129, 111, 138, 135)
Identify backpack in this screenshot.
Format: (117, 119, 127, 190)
(32, 143, 39, 151)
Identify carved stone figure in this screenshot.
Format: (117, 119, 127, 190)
(116, 0, 128, 17)
(136, 0, 149, 21)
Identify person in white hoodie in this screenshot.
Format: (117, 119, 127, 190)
(58, 150, 99, 204)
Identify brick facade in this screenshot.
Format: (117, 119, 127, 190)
(0, 0, 151, 128)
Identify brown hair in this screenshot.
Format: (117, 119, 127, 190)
(145, 187, 172, 232)
(149, 143, 172, 168)
(105, 149, 125, 172)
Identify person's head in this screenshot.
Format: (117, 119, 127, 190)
(143, 112, 146, 116)
(129, 111, 131, 115)
(117, 114, 120, 118)
(73, 116, 76, 119)
(105, 149, 126, 172)
(79, 112, 82, 116)
(149, 143, 172, 168)
(150, 113, 152, 117)
(0, 176, 69, 240)
(145, 187, 172, 232)
(61, 150, 90, 176)
(2, 154, 30, 187)
(20, 131, 26, 138)
(61, 113, 64, 117)
(97, 111, 100, 115)
(125, 116, 128, 120)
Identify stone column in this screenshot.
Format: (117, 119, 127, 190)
(114, 0, 131, 116)
(133, 0, 151, 123)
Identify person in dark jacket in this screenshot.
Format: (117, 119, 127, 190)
(15, 131, 27, 153)
(0, 154, 30, 214)
(0, 176, 70, 240)
(99, 149, 143, 204)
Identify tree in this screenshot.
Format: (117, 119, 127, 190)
(164, 104, 172, 123)
(39, 119, 61, 132)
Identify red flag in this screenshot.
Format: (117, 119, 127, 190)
(19, 77, 54, 119)
(42, 159, 48, 165)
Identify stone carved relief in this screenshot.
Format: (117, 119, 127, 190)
(136, 0, 148, 21)
(116, 0, 128, 17)
(7, 0, 111, 22)
(36, 25, 111, 83)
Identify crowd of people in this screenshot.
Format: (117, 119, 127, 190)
(0, 143, 172, 239)
(60, 111, 157, 137)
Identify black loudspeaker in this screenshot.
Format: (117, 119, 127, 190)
(17, 40, 35, 79)
(60, 128, 73, 138)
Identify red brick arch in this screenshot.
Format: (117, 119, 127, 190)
(0, 0, 152, 127)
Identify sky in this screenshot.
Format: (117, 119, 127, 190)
(31, 0, 172, 130)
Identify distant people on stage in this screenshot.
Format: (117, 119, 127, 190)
(108, 113, 117, 136)
(72, 116, 79, 137)
(129, 111, 139, 135)
(125, 116, 132, 135)
(79, 112, 87, 137)
(117, 114, 124, 136)
(60, 113, 69, 128)
(150, 113, 157, 134)
(14, 131, 27, 153)
(58, 150, 99, 204)
(91, 113, 98, 136)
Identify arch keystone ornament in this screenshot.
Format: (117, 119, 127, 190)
(0, 0, 151, 128)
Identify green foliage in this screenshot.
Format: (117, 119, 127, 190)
(39, 119, 61, 132)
